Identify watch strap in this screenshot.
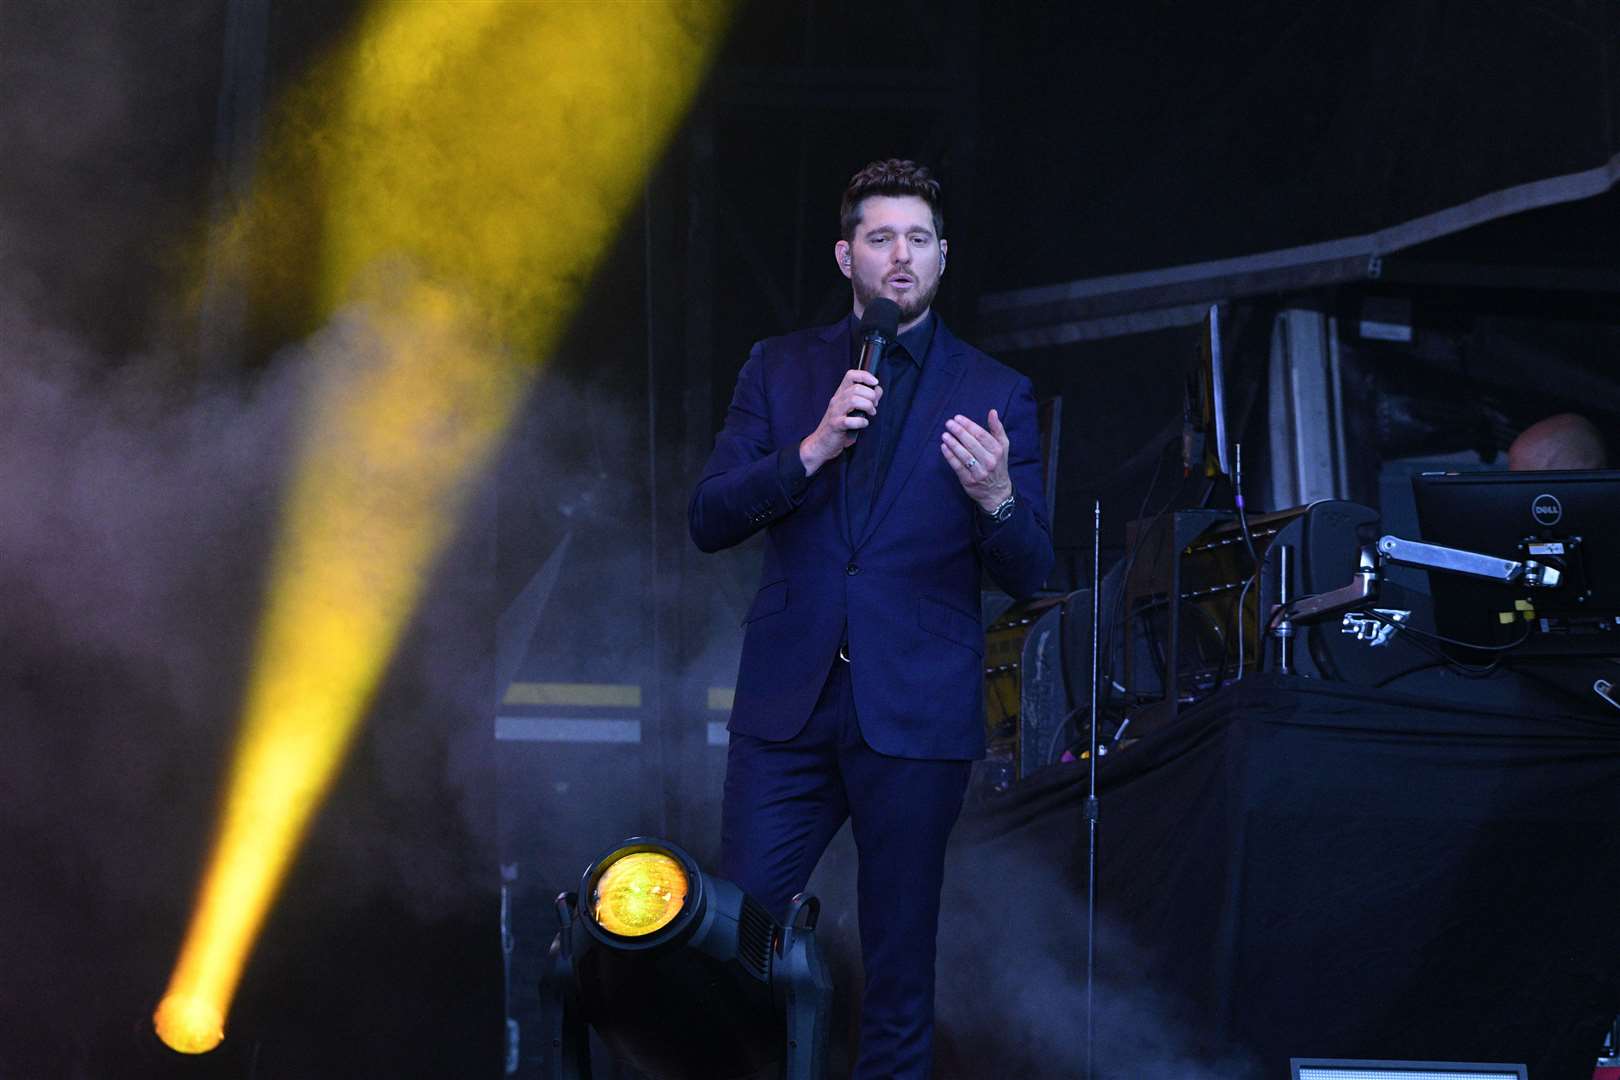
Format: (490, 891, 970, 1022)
(982, 492, 1016, 523)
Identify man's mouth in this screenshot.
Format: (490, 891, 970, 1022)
(887, 274, 915, 289)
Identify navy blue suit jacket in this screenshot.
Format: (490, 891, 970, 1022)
(689, 317, 1054, 760)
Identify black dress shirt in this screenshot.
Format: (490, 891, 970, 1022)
(845, 312, 932, 538)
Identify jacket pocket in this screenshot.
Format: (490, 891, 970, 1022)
(742, 579, 789, 625)
(917, 596, 984, 656)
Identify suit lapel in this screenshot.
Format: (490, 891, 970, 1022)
(855, 319, 967, 548)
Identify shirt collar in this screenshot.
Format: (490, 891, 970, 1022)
(848, 309, 935, 367)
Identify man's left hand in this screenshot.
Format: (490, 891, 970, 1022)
(941, 410, 1014, 513)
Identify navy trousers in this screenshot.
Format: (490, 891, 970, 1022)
(720, 659, 972, 1080)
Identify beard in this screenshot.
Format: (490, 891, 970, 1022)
(853, 268, 940, 324)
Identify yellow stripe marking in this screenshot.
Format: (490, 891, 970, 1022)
(503, 682, 642, 708)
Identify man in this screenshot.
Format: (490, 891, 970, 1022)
(689, 160, 1054, 1077)
(1506, 412, 1609, 471)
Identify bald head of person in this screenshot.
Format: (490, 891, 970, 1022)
(1507, 412, 1609, 472)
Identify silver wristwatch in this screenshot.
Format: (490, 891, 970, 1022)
(982, 492, 1016, 524)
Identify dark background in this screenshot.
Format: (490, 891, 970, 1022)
(2, 1, 1619, 1077)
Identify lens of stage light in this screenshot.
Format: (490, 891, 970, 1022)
(593, 851, 688, 937)
(153, 993, 225, 1054)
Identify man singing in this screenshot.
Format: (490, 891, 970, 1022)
(688, 159, 1054, 1078)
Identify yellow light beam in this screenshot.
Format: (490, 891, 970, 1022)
(156, 0, 732, 1054)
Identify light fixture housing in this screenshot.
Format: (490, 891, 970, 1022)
(541, 837, 828, 1080)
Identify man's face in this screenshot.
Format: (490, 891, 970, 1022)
(835, 194, 947, 328)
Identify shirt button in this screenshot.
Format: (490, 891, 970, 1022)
(846, 563, 859, 575)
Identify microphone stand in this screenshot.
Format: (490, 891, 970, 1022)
(1084, 496, 1102, 1080)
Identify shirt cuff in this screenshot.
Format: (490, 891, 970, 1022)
(975, 502, 1012, 539)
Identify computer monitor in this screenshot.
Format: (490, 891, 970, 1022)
(1412, 469, 1620, 658)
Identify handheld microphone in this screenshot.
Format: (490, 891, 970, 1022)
(855, 298, 901, 374)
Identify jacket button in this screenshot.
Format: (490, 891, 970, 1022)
(845, 563, 859, 575)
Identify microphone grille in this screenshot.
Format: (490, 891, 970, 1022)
(859, 297, 901, 339)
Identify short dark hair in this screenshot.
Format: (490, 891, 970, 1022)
(839, 159, 944, 241)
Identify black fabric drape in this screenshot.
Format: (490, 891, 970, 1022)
(935, 675, 1620, 1079)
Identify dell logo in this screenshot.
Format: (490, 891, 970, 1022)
(1531, 493, 1563, 526)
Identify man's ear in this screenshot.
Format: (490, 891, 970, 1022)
(939, 237, 948, 273)
(834, 239, 853, 279)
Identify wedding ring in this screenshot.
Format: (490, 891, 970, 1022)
(967, 457, 978, 470)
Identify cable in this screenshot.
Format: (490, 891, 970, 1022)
(1230, 441, 1261, 683)
(1372, 658, 1470, 689)
(1201, 442, 1261, 696)
(1360, 611, 1520, 679)
(1363, 609, 1532, 654)
(1097, 439, 1185, 704)
(1234, 571, 1258, 679)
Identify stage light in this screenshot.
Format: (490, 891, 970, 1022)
(155, 0, 734, 1053)
(541, 838, 831, 1080)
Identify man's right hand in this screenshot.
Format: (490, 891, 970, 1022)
(800, 369, 882, 476)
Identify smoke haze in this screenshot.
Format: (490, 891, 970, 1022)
(0, 4, 1220, 1078)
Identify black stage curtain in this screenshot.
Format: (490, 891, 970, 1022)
(976, 2, 1620, 295)
(936, 675, 1620, 1079)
